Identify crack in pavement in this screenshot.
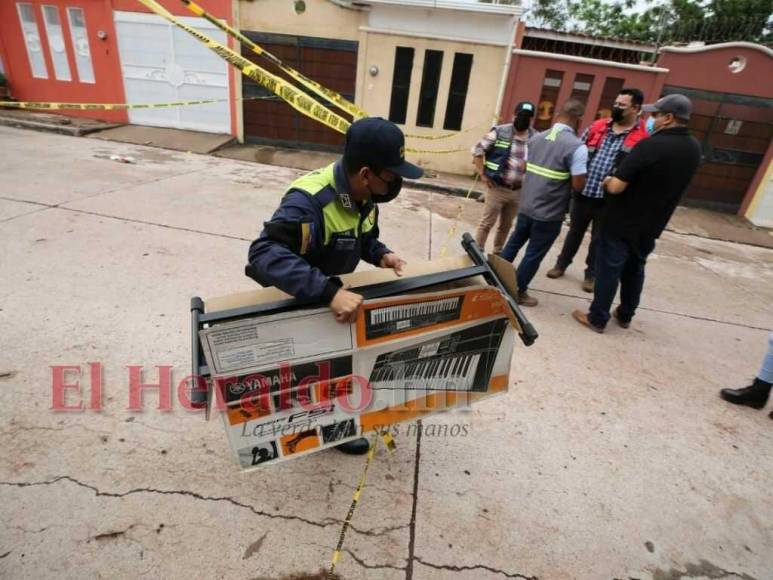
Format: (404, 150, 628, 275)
(343, 548, 406, 572)
(0, 200, 251, 243)
(415, 556, 538, 579)
(405, 420, 422, 580)
(0, 476, 405, 537)
(0, 166, 207, 224)
(531, 287, 770, 331)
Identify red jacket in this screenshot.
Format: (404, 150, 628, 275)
(585, 117, 649, 162)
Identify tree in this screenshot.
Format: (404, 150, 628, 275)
(516, 0, 773, 44)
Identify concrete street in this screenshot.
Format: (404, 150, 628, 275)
(1, 125, 771, 580)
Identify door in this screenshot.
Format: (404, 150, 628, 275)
(0, 0, 127, 123)
(113, 11, 231, 133)
(240, 31, 358, 151)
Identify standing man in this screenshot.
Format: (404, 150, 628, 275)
(247, 117, 423, 454)
(573, 94, 701, 333)
(547, 88, 648, 293)
(500, 99, 588, 307)
(471, 102, 536, 254)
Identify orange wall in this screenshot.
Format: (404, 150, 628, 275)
(657, 46, 773, 99)
(0, 0, 128, 123)
(0, 0, 238, 134)
(502, 51, 667, 132)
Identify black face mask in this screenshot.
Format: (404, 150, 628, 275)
(611, 106, 625, 123)
(514, 113, 531, 132)
(368, 174, 403, 203)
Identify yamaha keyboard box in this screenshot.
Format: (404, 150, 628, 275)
(193, 253, 528, 471)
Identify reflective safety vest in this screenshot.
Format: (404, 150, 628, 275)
(585, 117, 648, 163)
(519, 124, 583, 222)
(483, 124, 515, 187)
(287, 163, 379, 276)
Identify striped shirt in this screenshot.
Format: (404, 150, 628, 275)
(472, 127, 534, 189)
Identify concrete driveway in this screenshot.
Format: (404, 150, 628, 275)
(1, 125, 771, 580)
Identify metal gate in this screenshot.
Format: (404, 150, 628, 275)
(663, 86, 773, 212)
(240, 31, 357, 152)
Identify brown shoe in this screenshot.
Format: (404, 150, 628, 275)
(613, 306, 630, 329)
(572, 310, 604, 333)
(581, 277, 595, 293)
(546, 266, 564, 279)
(517, 291, 538, 307)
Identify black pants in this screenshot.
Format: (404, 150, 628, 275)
(588, 230, 656, 328)
(555, 193, 605, 279)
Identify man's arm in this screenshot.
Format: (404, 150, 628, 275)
(247, 190, 340, 303)
(603, 176, 628, 194)
(471, 128, 497, 186)
(603, 139, 654, 195)
(570, 144, 588, 192)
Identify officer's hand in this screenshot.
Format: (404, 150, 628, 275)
(330, 289, 363, 324)
(380, 253, 406, 277)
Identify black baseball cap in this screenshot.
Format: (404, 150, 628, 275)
(515, 101, 536, 116)
(343, 117, 424, 180)
(642, 94, 693, 121)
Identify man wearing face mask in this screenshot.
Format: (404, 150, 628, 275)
(547, 88, 648, 293)
(247, 117, 422, 454)
(572, 94, 701, 333)
(471, 102, 536, 254)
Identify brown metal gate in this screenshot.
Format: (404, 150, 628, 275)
(241, 31, 358, 151)
(664, 86, 773, 212)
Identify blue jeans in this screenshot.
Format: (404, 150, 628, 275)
(501, 213, 563, 293)
(759, 332, 773, 383)
(588, 230, 656, 328)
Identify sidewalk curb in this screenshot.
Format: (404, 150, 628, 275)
(0, 112, 119, 137)
(406, 178, 485, 201)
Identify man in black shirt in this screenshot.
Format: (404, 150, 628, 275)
(573, 94, 702, 332)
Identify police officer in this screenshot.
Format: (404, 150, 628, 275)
(247, 117, 423, 455)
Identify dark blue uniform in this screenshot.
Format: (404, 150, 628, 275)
(248, 161, 390, 303)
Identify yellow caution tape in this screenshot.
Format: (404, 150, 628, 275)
(405, 123, 488, 141)
(181, 0, 368, 121)
(380, 430, 397, 454)
(329, 433, 379, 578)
(0, 96, 268, 111)
(406, 146, 466, 155)
(138, 0, 351, 135)
(438, 172, 481, 258)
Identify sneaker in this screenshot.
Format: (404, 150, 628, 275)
(546, 266, 565, 279)
(572, 310, 604, 333)
(516, 291, 538, 307)
(581, 277, 595, 293)
(613, 306, 630, 329)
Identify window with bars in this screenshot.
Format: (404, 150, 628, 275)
(416, 49, 443, 128)
(388, 46, 414, 125)
(443, 52, 473, 131)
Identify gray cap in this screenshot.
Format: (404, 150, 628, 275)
(642, 94, 693, 121)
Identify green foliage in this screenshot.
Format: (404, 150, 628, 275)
(518, 0, 772, 44)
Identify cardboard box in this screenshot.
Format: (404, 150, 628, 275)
(198, 256, 520, 471)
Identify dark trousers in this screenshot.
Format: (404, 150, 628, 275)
(555, 193, 605, 279)
(589, 230, 656, 328)
(501, 213, 563, 293)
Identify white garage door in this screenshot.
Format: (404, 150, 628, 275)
(114, 11, 231, 133)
